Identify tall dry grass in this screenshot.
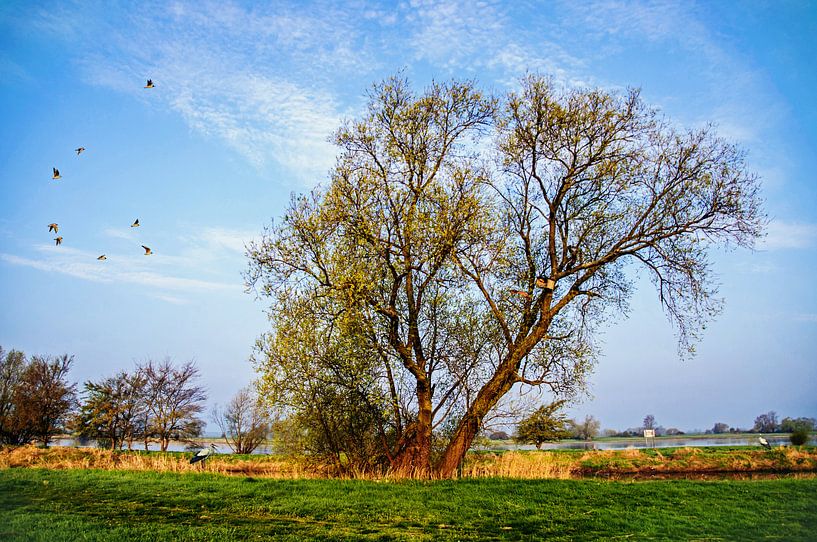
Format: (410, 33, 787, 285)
(460, 451, 577, 479)
(1, 445, 815, 480)
(0, 446, 323, 478)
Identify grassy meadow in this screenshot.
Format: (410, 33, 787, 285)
(2, 468, 816, 541)
(2, 446, 816, 540)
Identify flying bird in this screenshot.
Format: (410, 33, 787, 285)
(54, 237, 63, 246)
(145, 79, 154, 88)
(75, 147, 85, 155)
(508, 289, 531, 299)
(758, 435, 771, 450)
(131, 219, 140, 228)
(141, 245, 152, 255)
(52, 168, 61, 180)
(48, 223, 58, 233)
(97, 255, 107, 261)
(189, 443, 217, 465)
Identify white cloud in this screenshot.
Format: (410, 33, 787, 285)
(1, 248, 238, 294)
(406, 0, 506, 69)
(760, 220, 817, 250)
(43, 2, 371, 184)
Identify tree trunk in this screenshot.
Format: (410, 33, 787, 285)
(435, 364, 517, 478)
(393, 379, 433, 476)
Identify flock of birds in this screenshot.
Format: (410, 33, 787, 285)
(49, 78, 216, 463)
(48, 80, 157, 260)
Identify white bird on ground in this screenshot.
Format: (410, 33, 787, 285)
(189, 443, 217, 465)
(758, 435, 771, 450)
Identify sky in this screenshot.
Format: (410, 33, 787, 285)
(1, 0, 815, 435)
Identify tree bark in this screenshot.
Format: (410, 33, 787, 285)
(435, 363, 518, 478)
(393, 379, 433, 476)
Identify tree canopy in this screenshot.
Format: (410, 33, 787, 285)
(514, 400, 571, 449)
(247, 75, 764, 477)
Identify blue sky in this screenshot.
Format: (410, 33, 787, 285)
(1, 0, 815, 433)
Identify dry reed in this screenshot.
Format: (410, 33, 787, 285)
(1, 445, 815, 480)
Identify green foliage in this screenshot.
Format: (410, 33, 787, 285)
(247, 74, 765, 476)
(781, 417, 816, 433)
(72, 371, 146, 451)
(514, 400, 571, 448)
(790, 430, 810, 446)
(2, 469, 817, 541)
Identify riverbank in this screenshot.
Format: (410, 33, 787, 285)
(3, 445, 816, 479)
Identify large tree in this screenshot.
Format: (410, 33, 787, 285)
(248, 75, 764, 477)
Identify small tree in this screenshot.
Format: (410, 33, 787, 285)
(753, 411, 779, 433)
(14, 355, 76, 446)
(73, 370, 147, 450)
(142, 359, 206, 451)
(570, 415, 601, 441)
(0, 347, 29, 445)
(514, 400, 571, 449)
(790, 431, 809, 447)
(780, 417, 816, 433)
(643, 415, 656, 430)
(212, 387, 270, 454)
(712, 422, 729, 434)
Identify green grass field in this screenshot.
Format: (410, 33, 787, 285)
(2, 468, 815, 541)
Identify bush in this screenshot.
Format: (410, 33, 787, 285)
(790, 430, 809, 446)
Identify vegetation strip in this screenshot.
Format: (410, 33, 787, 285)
(1, 468, 816, 541)
(3, 446, 816, 480)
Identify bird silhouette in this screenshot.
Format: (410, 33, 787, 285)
(509, 289, 531, 299)
(131, 219, 140, 228)
(142, 245, 152, 255)
(54, 237, 63, 246)
(145, 79, 154, 88)
(758, 435, 771, 450)
(75, 147, 85, 155)
(48, 223, 58, 233)
(52, 168, 61, 180)
(189, 443, 217, 465)
(97, 255, 107, 261)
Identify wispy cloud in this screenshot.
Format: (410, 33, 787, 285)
(35, 2, 371, 184)
(405, 0, 506, 69)
(1, 246, 238, 296)
(760, 220, 817, 250)
(793, 313, 817, 323)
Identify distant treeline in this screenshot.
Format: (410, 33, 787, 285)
(0, 346, 269, 454)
